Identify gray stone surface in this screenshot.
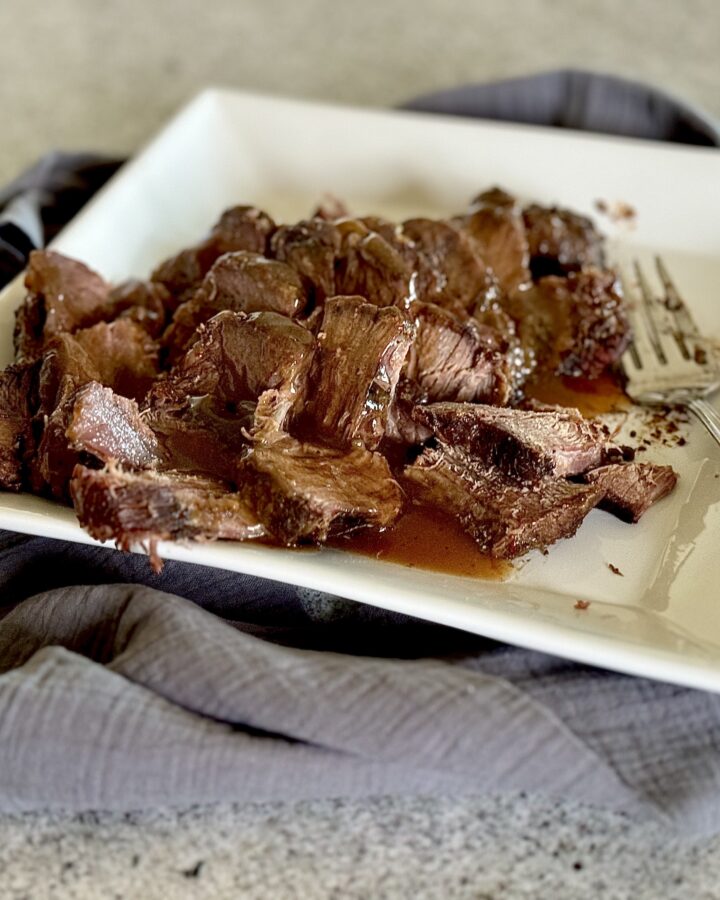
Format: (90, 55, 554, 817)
(2, 0, 720, 896)
(1, 795, 719, 900)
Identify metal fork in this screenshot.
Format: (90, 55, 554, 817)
(619, 255, 720, 446)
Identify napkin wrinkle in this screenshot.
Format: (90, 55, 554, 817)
(0, 584, 649, 816)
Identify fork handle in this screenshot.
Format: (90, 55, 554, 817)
(687, 397, 720, 448)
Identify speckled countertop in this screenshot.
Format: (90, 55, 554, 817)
(2, 1, 720, 897)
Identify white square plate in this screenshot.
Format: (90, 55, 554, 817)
(1, 89, 719, 689)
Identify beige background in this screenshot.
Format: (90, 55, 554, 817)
(1, 0, 719, 183)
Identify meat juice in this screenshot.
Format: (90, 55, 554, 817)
(339, 372, 627, 579)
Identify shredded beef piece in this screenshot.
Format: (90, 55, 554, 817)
(146, 398, 252, 483)
(71, 464, 264, 568)
(523, 203, 605, 277)
(406, 303, 511, 406)
(458, 188, 532, 295)
(239, 437, 403, 545)
(66, 382, 160, 468)
(164, 251, 309, 360)
(294, 296, 413, 450)
(270, 218, 343, 304)
(151, 206, 276, 308)
(32, 323, 159, 498)
(404, 444, 604, 558)
(14, 251, 112, 362)
(107, 279, 170, 337)
(0, 362, 39, 490)
(153, 310, 315, 435)
(584, 462, 677, 522)
(416, 402, 608, 479)
(401, 218, 495, 315)
(73, 319, 159, 400)
(334, 219, 417, 309)
(507, 267, 630, 380)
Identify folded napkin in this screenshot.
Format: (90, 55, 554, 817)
(1, 71, 719, 832)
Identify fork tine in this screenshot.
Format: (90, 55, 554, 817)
(655, 255, 701, 339)
(633, 260, 668, 364)
(619, 266, 651, 371)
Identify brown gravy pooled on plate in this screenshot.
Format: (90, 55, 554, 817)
(526, 371, 629, 418)
(336, 504, 511, 580)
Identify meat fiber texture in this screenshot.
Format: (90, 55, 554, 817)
(0, 190, 676, 566)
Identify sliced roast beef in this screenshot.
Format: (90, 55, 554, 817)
(153, 310, 315, 435)
(400, 218, 494, 315)
(294, 296, 413, 450)
(0, 362, 39, 490)
(270, 218, 343, 303)
(146, 398, 251, 483)
(66, 382, 160, 468)
(71, 464, 265, 569)
(507, 267, 630, 380)
(416, 402, 608, 479)
(72, 319, 159, 400)
(239, 437, 403, 545)
(107, 279, 170, 337)
(36, 381, 162, 500)
(523, 203, 605, 277)
(406, 303, 511, 406)
(334, 219, 417, 309)
(584, 462, 677, 523)
(14, 251, 112, 362)
(151, 206, 276, 308)
(32, 323, 159, 497)
(458, 188, 532, 295)
(164, 251, 309, 359)
(404, 444, 604, 558)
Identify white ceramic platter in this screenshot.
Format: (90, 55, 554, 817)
(1, 89, 719, 689)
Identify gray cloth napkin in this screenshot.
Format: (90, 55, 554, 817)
(1, 71, 719, 832)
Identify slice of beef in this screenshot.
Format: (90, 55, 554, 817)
(401, 218, 495, 315)
(334, 219, 417, 310)
(507, 267, 630, 380)
(14, 250, 112, 362)
(151, 206, 276, 308)
(73, 319, 159, 400)
(403, 444, 604, 558)
(0, 362, 39, 490)
(457, 188, 532, 295)
(294, 296, 413, 450)
(146, 397, 252, 483)
(523, 203, 605, 277)
(107, 279, 170, 337)
(37, 333, 101, 417)
(405, 303, 511, 406)
(35, 320, 155, 415)
(164, 251, 308, 360)
(71, 464, 265, 569)
(36, 381, 162, 500)
(153, 310, 315, 434)
(584, 462, 677, 523)
(33, 323, 159, 498)
(270, 218, 343, 304)
(385, 380, 432, 446)
(415, 402, 608, 479)
(66, 382, 160, 469)
(239, 437, 403, 545)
